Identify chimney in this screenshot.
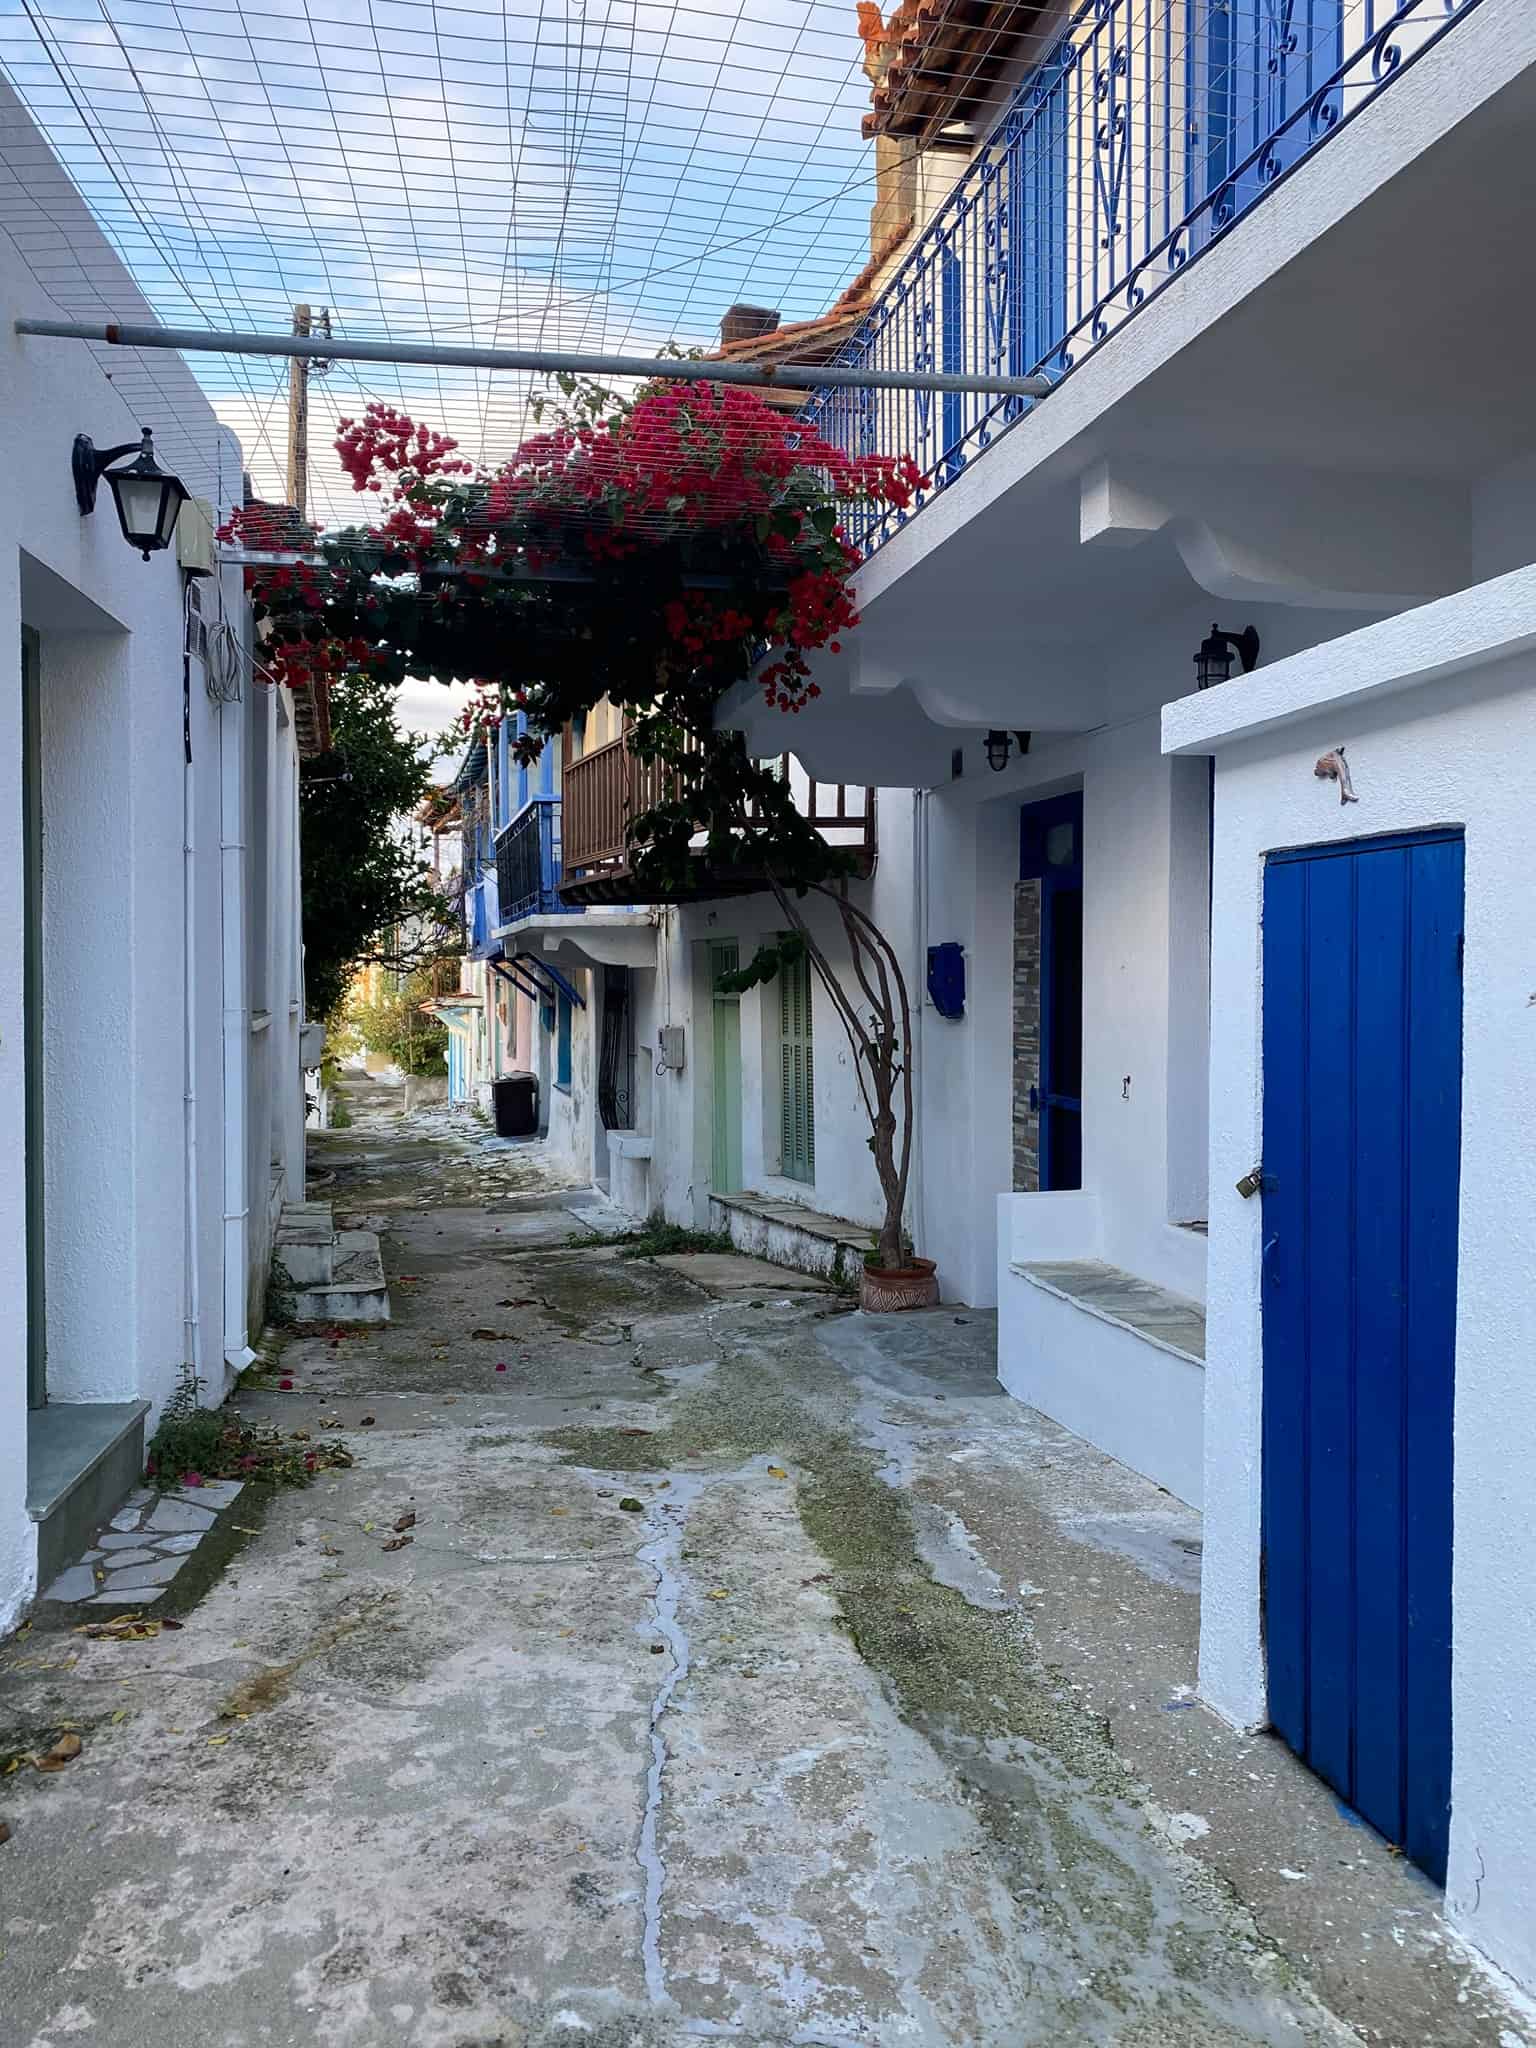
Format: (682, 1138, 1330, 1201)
(719, 304, 781, 347)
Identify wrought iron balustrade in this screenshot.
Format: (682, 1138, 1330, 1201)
(495, 795, 567, 924)
(809, 0, 1484, 553)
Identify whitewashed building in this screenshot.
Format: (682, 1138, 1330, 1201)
(713, 0, 1536, 1994)
(0, 82, 308, 1631)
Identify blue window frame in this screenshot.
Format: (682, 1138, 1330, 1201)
(556, 991, 573, 1090)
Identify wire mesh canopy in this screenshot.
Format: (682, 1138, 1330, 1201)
(0, 0, 891, 522)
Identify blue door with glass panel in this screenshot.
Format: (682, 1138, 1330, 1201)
(1020, 792, 1083, 1191)
(1261, 828, 1462, 1883)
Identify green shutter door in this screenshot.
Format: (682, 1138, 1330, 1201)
(779, 945, 815, 1184)
(708, 941, 743, 1193)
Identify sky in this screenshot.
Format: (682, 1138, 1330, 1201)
(0, 0, 879, 750)
(0, 0, 879, 521)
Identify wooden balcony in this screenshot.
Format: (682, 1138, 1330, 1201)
(560, 731, 876, 906)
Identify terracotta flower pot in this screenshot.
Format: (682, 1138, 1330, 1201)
(859, 1256, 939, 1313)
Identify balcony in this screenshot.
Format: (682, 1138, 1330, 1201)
(810, 0, 1485, 555)
(495, 795, 569, 925)
(464, 866, 500, 960)
(560, 730, 876, 906)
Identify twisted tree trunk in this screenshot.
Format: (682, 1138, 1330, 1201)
(769, 880, 914, 1270)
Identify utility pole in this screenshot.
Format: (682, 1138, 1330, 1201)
(284, 303, 332, 520)
(285, 302, 311, 518)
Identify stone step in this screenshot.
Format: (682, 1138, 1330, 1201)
(708, 1190, 872, 1285)
(292, 1229, 391, 1325)
(276, 1202, 340, 1284)
(27, 1401, 151, 1589)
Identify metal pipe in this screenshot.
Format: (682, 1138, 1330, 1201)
(15, 317, 1056, 400)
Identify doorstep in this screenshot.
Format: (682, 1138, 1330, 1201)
(709, 1190, 871, 1284)
(1001, 1259, 1205, 1505)
(27, 1401, 151, 1588)
(1016, 1259, 1206, 1364)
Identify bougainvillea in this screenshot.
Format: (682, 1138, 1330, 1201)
(228, 379, 926, 892)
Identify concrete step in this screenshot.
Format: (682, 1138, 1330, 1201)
(292, 1229, 391, 1324)
(708, 1190, 872, 1285)
(276, 1202, 339, 1285)
(27, 1401, 151, 1588)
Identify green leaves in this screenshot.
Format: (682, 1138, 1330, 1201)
(714, 930, 806, 995)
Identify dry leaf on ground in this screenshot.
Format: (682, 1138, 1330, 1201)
(382, 1534, 414, 1552)
(36, 1733, 83, 1772)
(393, 1511, 416, 1533)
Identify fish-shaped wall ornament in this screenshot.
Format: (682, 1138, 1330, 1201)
(1314, 746, 1359, 804)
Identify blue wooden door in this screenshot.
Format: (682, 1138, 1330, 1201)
(1261, 828, 1463, 1883)
(1020, 792, 1083, 1191)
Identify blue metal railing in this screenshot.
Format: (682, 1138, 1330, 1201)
(809, 0, 1483, 552)
(495, 795, 570, 924)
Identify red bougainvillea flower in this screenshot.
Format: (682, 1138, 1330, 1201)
(182, 1471, 205, 1487)
(279, 1377, 294, 1391)
(232, 383, 926, 718)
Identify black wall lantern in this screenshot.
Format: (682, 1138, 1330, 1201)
(73, 427, 189, 559)
(1194, 622, 1261, 688)
(984, 728, 1033, 773)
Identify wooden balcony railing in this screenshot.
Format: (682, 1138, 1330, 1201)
(561, 730, 876, 905)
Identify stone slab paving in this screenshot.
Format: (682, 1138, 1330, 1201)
(39, 1479, 244, 1607)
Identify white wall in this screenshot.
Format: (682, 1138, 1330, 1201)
(0, 81, 300, 1632)
(1167, 569, 1536, 1999)
(910, 699, 1215, 1311)
(639, 811, 917, 1242)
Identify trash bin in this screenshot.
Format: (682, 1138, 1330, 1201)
(492, 1072, 539, 1138)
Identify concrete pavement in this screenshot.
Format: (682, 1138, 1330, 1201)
(0, 1084, 1527, 2047)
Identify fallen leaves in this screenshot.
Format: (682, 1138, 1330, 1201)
(0, 1820, 11, 1845)
(620, 1428, 652, 1439)
(767, 1466, 789, 1480)
(617, 1497, 644, 1513)
(382, 1534, 414, 1552)
(393, 1511, 416, 1533)
(75, 1616, 163, 1642)
(706, 1588, 732, 1602)
(359, 1416, 376, 1427)
(496, 1298, 537, 1308)
(36, 1733, 82, 1773)
(470, 1329, 507, 1341)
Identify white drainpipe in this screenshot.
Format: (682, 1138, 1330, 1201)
(220, 645, 256, 1376)
(182, 584, 202, 1382)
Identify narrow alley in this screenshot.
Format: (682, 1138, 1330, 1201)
(2, 1087, 1522, 2048)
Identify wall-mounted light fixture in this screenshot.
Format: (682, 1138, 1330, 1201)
(1194, 622, 1261, 689)
(983, 729, 1032, 773)
(73, 427, 189, 559)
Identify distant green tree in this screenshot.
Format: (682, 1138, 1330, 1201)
(300, 670, 454, 1020)
(347, 966, 449, 1076)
